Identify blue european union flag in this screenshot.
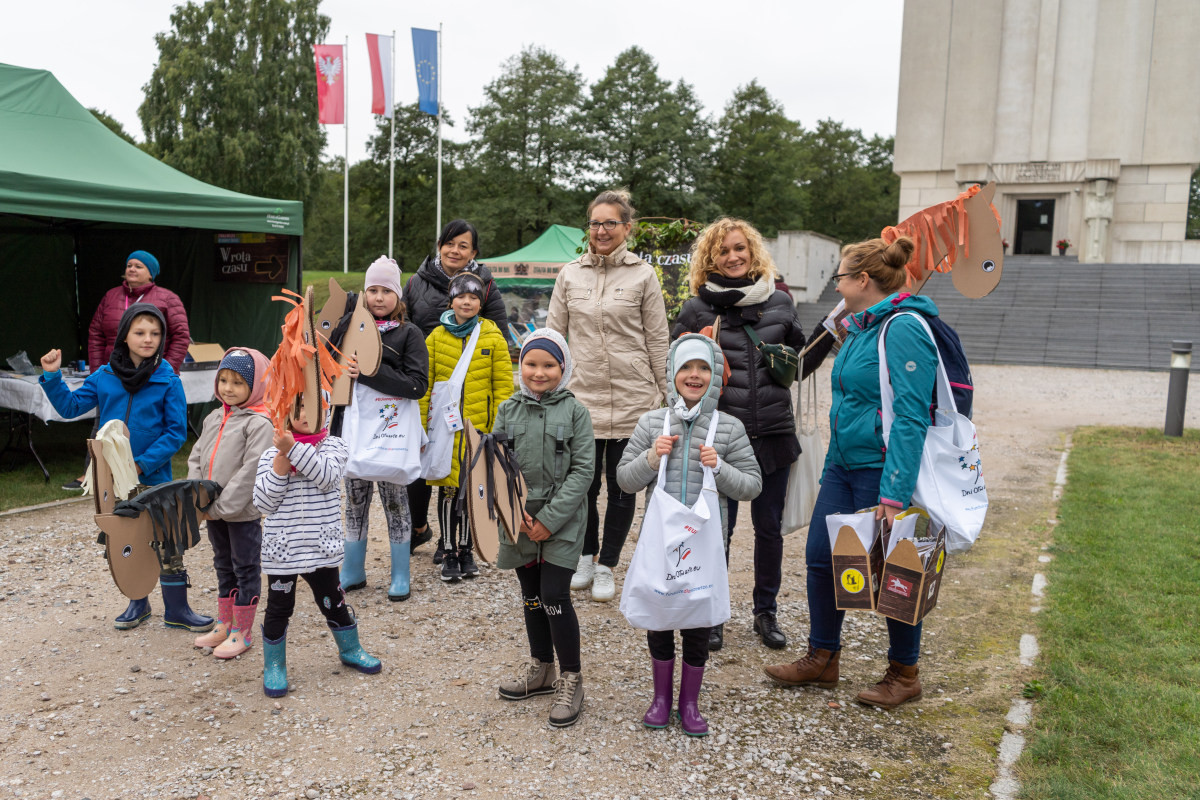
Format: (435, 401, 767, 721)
(411, 28, 438, 116)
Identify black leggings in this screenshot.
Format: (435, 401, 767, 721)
(584, 438, 637, 568)
(262, 566, 354, 641)
(408, 479, 468, 550)
(647, 628, 711, 668)
(515, 561, 581, 674)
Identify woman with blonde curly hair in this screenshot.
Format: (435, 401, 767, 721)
(672, 218, 832, 652)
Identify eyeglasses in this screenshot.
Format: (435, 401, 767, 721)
(830, 271, 860, 283)
(588, 220, 625, 231)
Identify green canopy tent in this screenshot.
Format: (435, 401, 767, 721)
(0, 63, 303, 366)
(482, 225, 583, 340)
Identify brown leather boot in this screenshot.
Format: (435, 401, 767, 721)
(763, 646, 840, 689)
(855, 661, 922, 708)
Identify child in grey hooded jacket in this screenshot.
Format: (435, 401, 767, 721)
(617, 333, 761, 735)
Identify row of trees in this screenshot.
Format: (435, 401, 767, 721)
(305, 46, 900, 271)
(126, 1, 898, 272)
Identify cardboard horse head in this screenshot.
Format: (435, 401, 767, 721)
(89, 426, 222, 599)
(265, 287, 345, 434)
(315, 278, 382, 407)
(882, 181, 1004, 299)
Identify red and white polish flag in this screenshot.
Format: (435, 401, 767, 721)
(366, 33, 394, 119)
(314, 44, 345, 124)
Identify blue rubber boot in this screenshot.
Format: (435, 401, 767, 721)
(160, 571, 214, 632)
(114, 596, 151, 630)
(330, 621, 382, 674)
(388, 540, 411, 601)
(340, 539, 368, 592)
(262, 624, 288, 698)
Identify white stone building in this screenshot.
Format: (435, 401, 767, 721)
(894, 0, 1200, 263)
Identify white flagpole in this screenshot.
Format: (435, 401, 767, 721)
(388, 30, 396, 258)
(435, 22, 443, 245)
(343, 35, 349, 274)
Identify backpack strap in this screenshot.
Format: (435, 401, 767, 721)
(877, 311, 957, 444)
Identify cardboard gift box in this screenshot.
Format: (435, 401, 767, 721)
(827, 508, 888, 611)
(184, 342, 225, 369)
(876, 508, 946, 626)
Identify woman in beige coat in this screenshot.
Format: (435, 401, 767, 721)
(547, 189, 670, 602)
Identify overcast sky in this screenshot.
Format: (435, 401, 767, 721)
(3, 0, 904, 160)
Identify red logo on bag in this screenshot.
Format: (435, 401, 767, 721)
(887, 576, 912, 597)
(684, 525, 698, 535)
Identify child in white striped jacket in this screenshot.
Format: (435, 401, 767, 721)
(252, 399, 382, 698)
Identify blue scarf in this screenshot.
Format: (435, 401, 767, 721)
(439, 309, 480, 338)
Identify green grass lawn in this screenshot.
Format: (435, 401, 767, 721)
(300, 269, 369, 312)
(1021, 427, 1200, 800)
(0, 417, 197, 512)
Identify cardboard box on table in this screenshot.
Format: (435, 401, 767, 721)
(828, 508, 888, 611)
(875, 509, 946, 626)
(186, 342, 225, 366)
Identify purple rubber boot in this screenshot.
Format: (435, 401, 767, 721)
(643, 657, 674, 728)
(678, 662, 709, 736)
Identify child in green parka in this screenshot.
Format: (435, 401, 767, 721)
(492, 328, 594, 728)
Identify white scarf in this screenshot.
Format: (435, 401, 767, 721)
(672, 396, 704, 422)
(732, 273, 776, 307)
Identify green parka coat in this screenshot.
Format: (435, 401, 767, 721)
(492, 329, 595, 571)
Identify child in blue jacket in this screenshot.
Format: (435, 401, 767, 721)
(40, 302, 213, 633)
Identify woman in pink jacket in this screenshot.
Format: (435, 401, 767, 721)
(88, 250, 190, 374)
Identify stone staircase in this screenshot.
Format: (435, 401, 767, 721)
(796, 256, 1200, 371)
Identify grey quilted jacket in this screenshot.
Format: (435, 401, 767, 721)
(617, 333, 762, 538)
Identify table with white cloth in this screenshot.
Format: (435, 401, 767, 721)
(0, 368, 217, 480)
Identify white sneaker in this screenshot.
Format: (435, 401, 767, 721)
(591, 565, 615, 602)
(570, 555, 595, 591)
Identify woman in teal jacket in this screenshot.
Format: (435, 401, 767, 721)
(765, 235, 939, 709)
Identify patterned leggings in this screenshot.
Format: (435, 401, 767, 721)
(343, 478, 413, 544)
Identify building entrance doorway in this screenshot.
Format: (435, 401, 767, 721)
(1015, 199, 1055, 254)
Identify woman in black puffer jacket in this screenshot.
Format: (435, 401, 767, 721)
(672, 218, 833, 652)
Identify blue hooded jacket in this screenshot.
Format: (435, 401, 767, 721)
(826, 292, 940, 508)
(40, 304, 186, 485)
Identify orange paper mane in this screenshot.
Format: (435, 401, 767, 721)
(881, 183, 1002, 288)
(263, 289, 345, 433)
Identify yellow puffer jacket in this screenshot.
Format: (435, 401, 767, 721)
(420, 318, 515, 487)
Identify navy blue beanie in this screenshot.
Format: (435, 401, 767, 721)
(521, 338, 565, 367)
(128, 250, 160, 280)
(218, 349, 256, 388)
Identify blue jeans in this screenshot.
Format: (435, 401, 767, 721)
(804, 463, 922, 665)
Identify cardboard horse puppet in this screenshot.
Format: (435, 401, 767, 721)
(804, 181, 1004, 356)
(314, 279, 383, 407)
(90, 422, 222, 600)
(263, 287, 350, 433)
(460, 420, 527, 565)
(883, 181, 1004, 299)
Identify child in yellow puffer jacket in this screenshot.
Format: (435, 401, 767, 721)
(420, 271, 514, 581)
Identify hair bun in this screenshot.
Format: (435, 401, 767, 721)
(883, 236, 915, 269)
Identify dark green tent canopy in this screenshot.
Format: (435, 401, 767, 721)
(0, 63, 302, 366)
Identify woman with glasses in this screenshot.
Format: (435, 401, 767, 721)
(547, 189, 670, 603)
(405, 219, 509, 563)
(672, 218, 833, 652)
(764, 234, 936, 709)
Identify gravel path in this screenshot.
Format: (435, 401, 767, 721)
(2, 365, 1193, 800)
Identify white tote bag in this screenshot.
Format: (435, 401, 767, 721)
(620, 411, 731, 631)
(420, 324, 481, 481)
(879, 312, 987, 554)
(342, 382, 426, 483)
(782, 374, 825, 535)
